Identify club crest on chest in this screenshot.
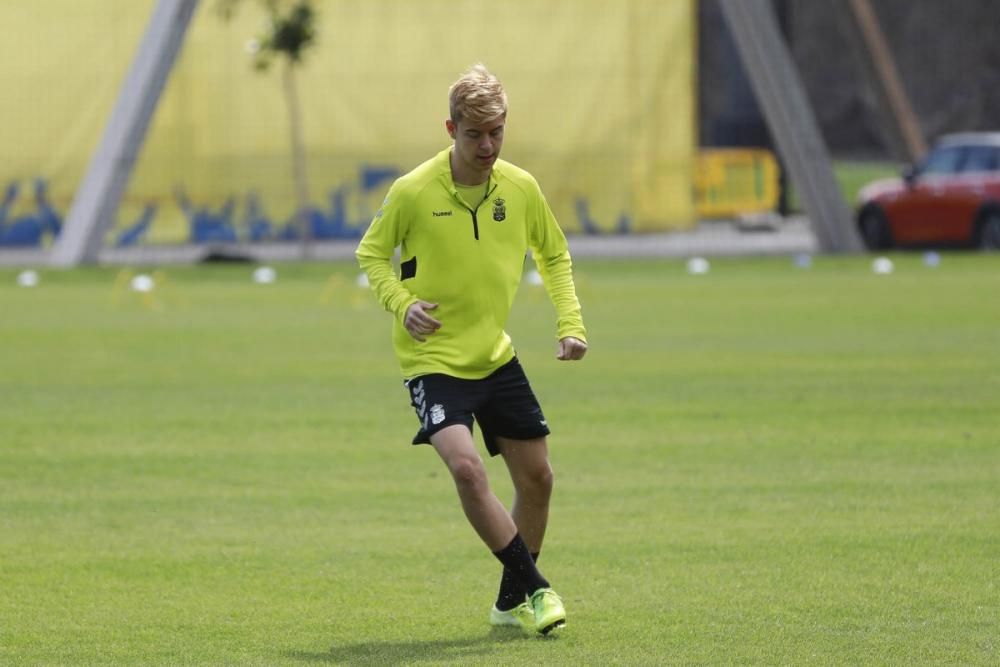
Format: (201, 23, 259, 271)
(492, 198, 506, 222)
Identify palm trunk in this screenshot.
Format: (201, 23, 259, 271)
(282, 59, 310, 258)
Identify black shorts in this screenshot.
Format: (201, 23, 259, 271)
(405, 357, 550, 457)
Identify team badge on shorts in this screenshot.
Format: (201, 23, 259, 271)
(492, 198, 506, 222)
(430, 403, 446, 425)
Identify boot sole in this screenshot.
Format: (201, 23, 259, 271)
(538, 618, 566, 636)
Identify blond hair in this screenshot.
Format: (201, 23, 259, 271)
(448, 63, 508, 125)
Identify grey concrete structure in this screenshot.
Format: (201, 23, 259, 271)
(50, 0, 199, 267)
(719, 0, 863, 253)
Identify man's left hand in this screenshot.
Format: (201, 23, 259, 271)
(557, 336, 588, 361)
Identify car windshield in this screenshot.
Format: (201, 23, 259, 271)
(920, 146, 965, 175)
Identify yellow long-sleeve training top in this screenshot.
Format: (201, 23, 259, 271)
(355, 147, 587, 380)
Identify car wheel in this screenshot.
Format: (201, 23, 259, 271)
(975, 212, 1000, 251)
(859, 209, 892, 251)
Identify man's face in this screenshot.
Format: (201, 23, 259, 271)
(447, 115, 505, 177)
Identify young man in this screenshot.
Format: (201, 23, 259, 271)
(355, 63, 587, 636)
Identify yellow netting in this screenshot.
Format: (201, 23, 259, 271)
(0, 0, 695, 245)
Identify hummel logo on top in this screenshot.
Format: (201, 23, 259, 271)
(432, 210, 453, 217)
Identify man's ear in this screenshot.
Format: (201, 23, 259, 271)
(445, 119, 456, 139)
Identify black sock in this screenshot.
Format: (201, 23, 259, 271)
(492, 534, 548, 608)
(495, 551, 539, 611)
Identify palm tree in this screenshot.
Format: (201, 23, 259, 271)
(218, 0, 317, 253)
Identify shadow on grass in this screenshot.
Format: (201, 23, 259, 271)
(286, 628, 543, 664)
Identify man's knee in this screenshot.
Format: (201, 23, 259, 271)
(532, 461, 554, 494)
(518, 459, 554, 498)
(447, 453, 489, 492)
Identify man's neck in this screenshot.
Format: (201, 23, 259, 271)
(449, 150, 490, 186)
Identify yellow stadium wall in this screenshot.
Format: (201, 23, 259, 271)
(0, 0, 695, 244)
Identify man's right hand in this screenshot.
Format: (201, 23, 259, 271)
(404, 300, 442, 341)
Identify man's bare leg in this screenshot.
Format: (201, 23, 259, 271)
(492, 436, 554, 611)
(430, 424, 515, 550)
(498, 436, 553, 553)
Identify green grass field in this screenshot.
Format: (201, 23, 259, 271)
(2, 254, 998, 665)
(786, 160, 900, 213)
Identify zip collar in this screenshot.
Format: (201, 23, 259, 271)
(437, 146, 504, 193)
(452, 180, 498, 241)
(438, 149, 499, 241)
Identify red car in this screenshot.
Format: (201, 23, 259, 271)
(856, 133, 1000, 250)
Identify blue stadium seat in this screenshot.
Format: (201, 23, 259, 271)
(176, 187, 239, 244)
(0, 216, 44, 246)
(115, 205, 156, 247)
(0, 181, 19, 226)
(360, 165, 400, 192)
(34, 179, 62, 237)
(243, 192, 273, 242)
(574, 197, 631, 235)
(574, 198, 601, 235)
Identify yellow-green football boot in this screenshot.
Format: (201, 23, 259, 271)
(530, 587, 566, 635)
(489, 601, 535, 632)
